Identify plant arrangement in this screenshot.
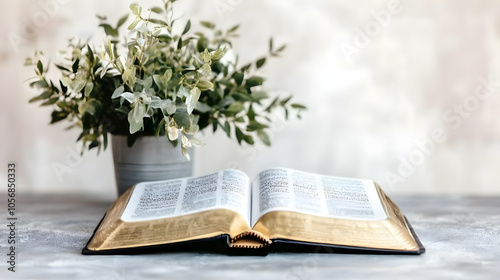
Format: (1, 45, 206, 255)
(26, 0, 305, 159)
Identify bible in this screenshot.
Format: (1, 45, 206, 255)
(82, 168, 425, 255)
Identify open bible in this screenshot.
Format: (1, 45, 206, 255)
(83, 168, 425, 255)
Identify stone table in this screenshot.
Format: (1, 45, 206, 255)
(0, 195, 499, 280)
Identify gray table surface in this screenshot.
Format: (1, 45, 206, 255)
(0, 195, 499, 280)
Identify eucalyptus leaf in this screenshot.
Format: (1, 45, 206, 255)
(128, 17, 141, 30)
(37, 61, 43, 75)
(25, 0, 306, 156)
(225, 102, 244, 114)
(29, 90, 52, 103)
(40, 97, 59, 106)
(256, 58, 266, 68)
(150, 6, 163, 14)
(196, 80, 213, 91)
(116, 14, 129, 28)
(246, 76, 264, 88)
(84, 82, 94, 97)
(291, 103, 307, 109)
(235, 126, 244, 144)
(227, 24, 240, 33)
(174, 110, 191, 128)
(200, 21, 215, 29)
(99, 24, 118, 37)
(195, 102, 211, 113)
(182, 20, 191, 35)
(129, 3, 142, 16)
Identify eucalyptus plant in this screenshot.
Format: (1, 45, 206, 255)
(26, 0, 305, 159)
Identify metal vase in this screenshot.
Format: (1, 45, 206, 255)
(111, 135, 193, 196)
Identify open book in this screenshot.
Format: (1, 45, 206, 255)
(83, 168, 425, 255)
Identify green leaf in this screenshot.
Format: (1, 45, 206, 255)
(197, 36, 209, 52)
(247, 105, 256, 121)
(197, 80, 213, 91)
(29, 90, 52, 103)
(186, 87, 201, 114)
(157, 35, 172, 43)
(247, 120, 268, 132)
(89, 140, 99, 150)
(227, 24, 240, 33)
(280, 95, 292, 106)
(224, 102, 245, 114)
(215, 88, 224, 99)
(56, 101, 69, 110)
(55, 64, 70, 72)
(200, 21, 215, 29)
(84, 82, 94, 97)
(87, 45, 94, 64)
(220, 96, 235, 107)
(155, 117, 166, 136)
(243, 134, 254, 145)
(211, 47, 227, 61)
(276, 44, 287, 53)
(265, 96, 279, 112)
(24, 57, 33, 66)
(240, 63, 251, 72)
(212, 120, 218, 133)
(128, 17, 141, 30)
(222, 121, 231, 137)
(40, 97, 59, 106)
(291, 103, 307, 109)
(256, 58, 266, 69)
(116, 14, 129, 28)
(82, 134, 97, 142)
(212, 62, 226, 74)
(99, 23, 118, 37)
(232, 72, 244, 85)
(72, 59, 79, 73)
(30, 80, 49, 89)
(50, 111, 68, 124)
(233, 92, 253, 102)
(59, 80, 67, 94)
(177, 38, 183, 50)
(50, 81, 59, 93)
(37, 61, 43, 75)
(130, 3, 142, 16)
(196, 102, 211, 113)
(147, 18, 168, 26)
(246, 76, 265, 87)
(258, 130, 271, 146)
(128, 106, 145, 134)
(174, 110, 191, 128)
(150, 6, 163, 14)
(269, 38, 274, 52)
(251, 91, 268, 102)
(103, 133, 108, 150)
(182, 20, 191, 35)
(235, 127, 244, 144)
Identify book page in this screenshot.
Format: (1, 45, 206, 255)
(251, 168, 387, 226)
(121, 169, 251, 224)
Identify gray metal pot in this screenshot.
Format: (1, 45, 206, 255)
(111, 135, 193, 195)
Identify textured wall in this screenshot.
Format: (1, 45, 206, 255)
(1, 0, 500, 198)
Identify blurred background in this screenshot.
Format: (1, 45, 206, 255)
(1, 0, 500, 199)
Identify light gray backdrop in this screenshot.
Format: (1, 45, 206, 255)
(1, 0, 500, 199)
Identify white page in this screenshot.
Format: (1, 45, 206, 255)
(251, 168, 387, 226)
(121, 169, 251, 224)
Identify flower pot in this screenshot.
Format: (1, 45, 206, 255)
(111, 135, 193, 196)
